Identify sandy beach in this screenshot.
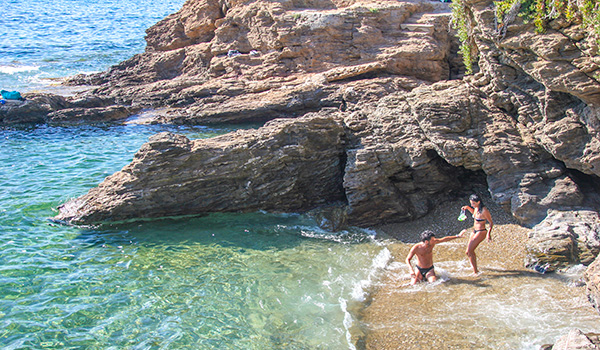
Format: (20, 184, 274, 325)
(356, 193, 596, 349)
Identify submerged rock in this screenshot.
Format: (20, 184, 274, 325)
(541, 329, 600, 350)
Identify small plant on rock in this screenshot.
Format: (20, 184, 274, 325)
(451, 0, 600, 74)
(450, 0, 476, 74)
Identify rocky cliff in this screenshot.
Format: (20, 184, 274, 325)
(16, 0, 597, 310)
(48, 0, 598, 248)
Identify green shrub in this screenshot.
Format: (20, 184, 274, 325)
(451, 0, 600, 74)
(450, 0, 476, 74)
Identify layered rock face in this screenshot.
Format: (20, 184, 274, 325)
(39, 0, 600, 283)
(525, 210, 600, 272)
(459, 0, 600, 295)
(60, 0, 457, 124)
(55, 112, 346, 224)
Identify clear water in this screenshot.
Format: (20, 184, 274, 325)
(0, 124, 387, 349)
(362, 241, 600, 349)
(1, 0, 599, 348)
(0, 0, 185, 92)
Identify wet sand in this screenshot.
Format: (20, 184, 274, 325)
(357, 196, 598, 349)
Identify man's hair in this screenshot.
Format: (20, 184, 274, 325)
(420, 230, 435, 242)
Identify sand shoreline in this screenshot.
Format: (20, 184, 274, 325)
(357, 194, 551, 349)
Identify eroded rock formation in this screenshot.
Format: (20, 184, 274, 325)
(586, 257, 600, 315)
(60, 0, 458, 124)
(525, 210, 600, 272)
(56, 112, 346, 224)
(11, 0, 595, 284)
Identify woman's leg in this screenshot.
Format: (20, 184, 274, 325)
(466, 231, 486, 274)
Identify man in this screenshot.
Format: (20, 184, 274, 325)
(406, 230, 464, 285)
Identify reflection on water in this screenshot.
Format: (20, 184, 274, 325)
(359, 225, 600, 349)
(0, 125, 388, 349)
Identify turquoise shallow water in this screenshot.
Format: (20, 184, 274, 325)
(2, 0, 600, 348)
(0, 3, 390, 347)
(0, 0, 185, 91)
(0, 124, 387, 348)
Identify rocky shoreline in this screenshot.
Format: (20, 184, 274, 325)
(1, 0, 599, 346)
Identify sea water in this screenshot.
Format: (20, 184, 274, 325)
(2, 128, 599, 350)
(0, 0, 185, 92)
(2, 0, 600, 348)
(1, 1, 388, 347)
(0, 124, 389, 349)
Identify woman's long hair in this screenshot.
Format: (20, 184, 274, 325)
(470, 194, 485, 210)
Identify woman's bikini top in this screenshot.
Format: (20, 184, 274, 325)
(474, 209, 486, 222)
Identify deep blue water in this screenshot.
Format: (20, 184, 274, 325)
(0, 0, 184, 92)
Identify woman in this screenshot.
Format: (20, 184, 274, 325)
(461, 194, 493, 274)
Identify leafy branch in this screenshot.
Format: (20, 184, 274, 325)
(451, 0, 600, 74)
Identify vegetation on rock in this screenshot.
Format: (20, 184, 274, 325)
(451, 0, 600, 74)
(450, 0, 476, 74)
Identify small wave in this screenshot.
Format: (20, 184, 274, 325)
(0, 65, 39, 74)
(351, 247, 391, 301)
(294, 224, 377, 244)
(339, 297, 357, 350)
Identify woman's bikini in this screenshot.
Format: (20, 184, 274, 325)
(473, 210, 487, 234)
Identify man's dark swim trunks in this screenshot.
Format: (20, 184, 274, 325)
(416, 264, 434, 277)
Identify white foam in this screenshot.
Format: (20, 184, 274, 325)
(339, 297, 357, 350)
(351, 247, 392, 301)
(0, 65, 39, 74)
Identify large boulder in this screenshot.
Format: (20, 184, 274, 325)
(0, 94, 69, 124)
(525, 210, 600, 272)
(54, 111, 347, 224)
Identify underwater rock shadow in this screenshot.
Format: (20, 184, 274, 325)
(71, 211, 377, 251)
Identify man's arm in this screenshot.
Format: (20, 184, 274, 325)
(433, 232, 464, 244)
(406, 245, 417, 276)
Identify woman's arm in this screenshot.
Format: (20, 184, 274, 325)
(484, 208, 494, 241)
(462, 205, 474, 214)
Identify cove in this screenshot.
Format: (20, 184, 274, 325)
(2, 124, 599, 349)
(0, 124, 386, 349)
